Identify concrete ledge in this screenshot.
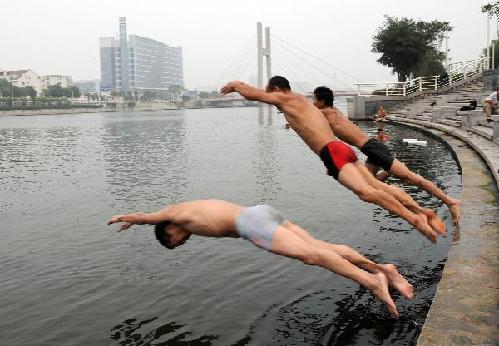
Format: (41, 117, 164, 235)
(389, 116, 499, 189)
(387, 119, 498, 345)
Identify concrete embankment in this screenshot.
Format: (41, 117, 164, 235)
(388, 121, 498, 345)
(0, 108, 111, 116)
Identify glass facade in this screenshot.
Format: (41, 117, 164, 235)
(99, 38, 117, 92)
(99, 18, 184, 94)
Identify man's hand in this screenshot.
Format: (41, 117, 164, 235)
(220, 81, 244, 95)
(220, 82, 235, 95)
(107, 213, 147, 232)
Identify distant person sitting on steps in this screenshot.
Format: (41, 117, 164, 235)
(483, 86, 499, 122)
(374, 105, 388, 122)
(108, 199, 415, 317)
(376, 128, 390, 142)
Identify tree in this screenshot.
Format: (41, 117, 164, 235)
(0, 79, 11, 97)
(70, 85, 81, 98)
(142, 90, 156, 101)
(168, 84, 183, 101)
(46, 84, 64, 97)
(482, 1, 499, 18)
(413, 50, 446, 77)
(372, 16, 452, 81)
(25, 86, 37, 99)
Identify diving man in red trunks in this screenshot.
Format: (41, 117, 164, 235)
(220, 76, 445, 242)
(312, 86, 460, 224)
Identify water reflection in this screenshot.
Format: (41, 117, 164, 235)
(253, 120, 282, 203)
(257, 105, 274, 126)
(110, 317, 219, 345)
(101, 112, 190, 209)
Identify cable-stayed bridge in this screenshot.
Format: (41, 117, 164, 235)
(206, 22, 359, 105)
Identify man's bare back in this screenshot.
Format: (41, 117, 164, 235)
(319, 106, 370, 148)
(108, 199, 243, 238)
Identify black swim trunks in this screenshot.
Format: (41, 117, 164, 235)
(360, 138, 394, 171)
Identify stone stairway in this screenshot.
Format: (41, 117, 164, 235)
(388, 79, 494, 140)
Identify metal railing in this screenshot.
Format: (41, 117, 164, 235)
(355, 57, 489, 97)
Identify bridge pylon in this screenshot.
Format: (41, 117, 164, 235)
(257, 22, 272, 88)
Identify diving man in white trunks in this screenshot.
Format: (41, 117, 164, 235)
(108, 199, 414, 317)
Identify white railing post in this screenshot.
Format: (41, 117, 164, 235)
(449, 73, 453, 85)
(403, 83, 406, 96)
(357, 84, 361, 96)
(418, 77, 422, 91)
(434, 76, 438, 90)
(385, 84, 389, 96)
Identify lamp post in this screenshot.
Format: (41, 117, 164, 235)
(487, 15, 491, 69)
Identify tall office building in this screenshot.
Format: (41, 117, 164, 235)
(100, 17, 184, 95)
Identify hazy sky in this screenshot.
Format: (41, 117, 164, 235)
(1, 0, 495, 90)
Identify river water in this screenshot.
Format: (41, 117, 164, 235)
(0, 104, 461, 345)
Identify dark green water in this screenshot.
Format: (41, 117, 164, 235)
(0, 106, 461, 345)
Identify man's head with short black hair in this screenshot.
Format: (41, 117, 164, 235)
(154, 221, 191, 249)
(155, 221, 174, 249)
(313, 86, 334, 108)
(266, 76, 291, 92)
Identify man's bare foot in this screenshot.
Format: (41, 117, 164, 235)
(378, 264, 414, 299)
(448, 199, 461, 225)
(413, 214, 437, 243)
(368, 272, 399, 318)
(421, 209, 446, 236)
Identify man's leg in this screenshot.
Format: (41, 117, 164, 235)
(355, 161, 445, 235)
(389, 159, 461, 225)
(483, 102, 492, 120)
(282, 221, 414, 299)
(269, 225, 399, 317)
(365, 162, 391, 182)
(337, 163, 438, 242)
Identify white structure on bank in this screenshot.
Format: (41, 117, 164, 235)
(40, 75, 72, 89)
(0, 69, 42, 94)
(0, 69, 77, 97)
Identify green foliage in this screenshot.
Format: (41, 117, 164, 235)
(0, 79, 11, 96)
(44, 83, 81, 98)
(413, 50, 447, 77)
(141, 90, 156, 101)
(482, 1, 499, 18)
(372, 16, 452, 81)
(0, 80, 37, 98)
(70, 85, 81, 98)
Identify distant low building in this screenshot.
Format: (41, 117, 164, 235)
(0, 69, 42, 94)
(73, 80, 100, 94)
(41, 75, 72, 89)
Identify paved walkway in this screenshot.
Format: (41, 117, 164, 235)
(387, 119, 498, 345)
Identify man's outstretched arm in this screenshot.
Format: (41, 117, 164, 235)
(107, 206, 178, 231)
(220, 81, 282, 106)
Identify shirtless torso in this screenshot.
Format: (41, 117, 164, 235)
(220, 81, 337, 155)
(272, 92, 337, 154)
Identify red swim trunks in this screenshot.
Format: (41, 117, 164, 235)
(319, 141, 358, 180)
